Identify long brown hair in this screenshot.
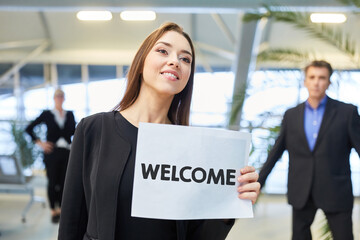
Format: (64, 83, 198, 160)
(113, 22, 195, 126)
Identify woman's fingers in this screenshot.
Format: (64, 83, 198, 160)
(238, 181, 261, 193)
(237, 166, 261, 204)
(238, 182, 261, 204)
(238, 171, 259, 183)
(240, 165, 256, 175)
(238, 190, 260, 204)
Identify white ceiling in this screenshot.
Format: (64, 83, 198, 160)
(0, 0, 359, 73)
(0, 0, 349, 11)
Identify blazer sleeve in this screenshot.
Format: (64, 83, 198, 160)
(67, 111, 76, 138)
(349, 106, 360, 155)
(58, 119, 88, 240)
(258, 112, 287, 188)
(25, 111, 46, 142)
(186, 219, 235, 240)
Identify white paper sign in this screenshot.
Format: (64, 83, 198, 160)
(132, 123, 253, 220)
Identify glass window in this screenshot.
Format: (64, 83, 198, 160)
(88, 78, 127, 115)
(1, 67, 360, 196)
(190, 72, 234, 127)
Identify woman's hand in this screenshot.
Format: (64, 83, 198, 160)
(36, 140, 54, 154)
(237, 166, 260, 204)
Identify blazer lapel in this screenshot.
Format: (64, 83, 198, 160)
(313, 97, 337, 152)
(95, 112, 131, 240)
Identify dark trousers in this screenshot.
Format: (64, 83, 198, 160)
(44, 148, 70, 210)
(292, 196, 353, 240)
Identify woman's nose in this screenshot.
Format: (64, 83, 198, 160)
(167, 54, 180, 67)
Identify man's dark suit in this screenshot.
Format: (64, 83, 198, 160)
(258, 96, 360, 238)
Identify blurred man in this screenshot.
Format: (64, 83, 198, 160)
(259, 60, 360, 240)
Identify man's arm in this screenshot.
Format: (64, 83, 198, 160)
(349, 106, 360, 156)
(258, 113, 288, 188)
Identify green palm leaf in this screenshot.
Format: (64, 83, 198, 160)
(229, 82, 247, 126)
(257, 48, 311, 63)
(319, 214, 333, 240)
(243, 6, 359, 67)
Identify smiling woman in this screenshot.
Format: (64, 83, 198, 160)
(58, 22, 260, 240)
(113, 22, 196, 126)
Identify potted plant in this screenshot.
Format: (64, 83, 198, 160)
(10, 121, 40, 179)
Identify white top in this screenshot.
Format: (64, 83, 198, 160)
(51, 109, 71, 149)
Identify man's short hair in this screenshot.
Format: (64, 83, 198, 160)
(304, 60, 333, 78)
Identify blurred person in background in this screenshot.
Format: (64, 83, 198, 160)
(258, 60, 360, 240)
(26, 88, 76, 223)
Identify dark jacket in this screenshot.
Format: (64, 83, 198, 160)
(25, 110, 76, 145)
(58, 112, 234, 240)
(259, 97, 360, 212)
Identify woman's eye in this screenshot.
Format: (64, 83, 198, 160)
(157, 49, 167, 55)
(180, 57, 191, 64)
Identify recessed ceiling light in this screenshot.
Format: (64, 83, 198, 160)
(120, 11, 156, 21)
(310, 13, 347, 23)
(77, 11, 112, 21)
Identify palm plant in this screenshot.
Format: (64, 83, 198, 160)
(257, 48, 312, 64)
(231, 0, 360, 144)
(318, 214, 333, 240)
(243, 5, 359, 67)
(234, 0, 360, 120)
(10, 121, 39, 169)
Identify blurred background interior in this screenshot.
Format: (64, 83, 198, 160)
(0, 0, 360, 239)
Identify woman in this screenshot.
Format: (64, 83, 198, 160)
(25, 88, 76, 223)
(58, 22, 260, 240)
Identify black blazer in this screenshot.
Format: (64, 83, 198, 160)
(58, 112, 234, 240)
(25, 110, 76, 145)
(259, 97, 360, 212)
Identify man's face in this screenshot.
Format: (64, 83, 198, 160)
(304, 66, 331, 101)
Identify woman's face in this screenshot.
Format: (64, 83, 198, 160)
(141, 31, 193, 98)
(54, 94, 65, 108)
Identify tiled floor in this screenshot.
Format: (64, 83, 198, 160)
(0, 175, 359, 240)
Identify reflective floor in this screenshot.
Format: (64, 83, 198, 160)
(0, 174, 58, 240)
(0, 175, 359, 240)
(228, 195, 360, 240)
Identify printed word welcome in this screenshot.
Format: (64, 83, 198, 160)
(141, 163, 236, 185)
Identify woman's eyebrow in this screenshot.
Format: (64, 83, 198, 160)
(155, 41, 192, 57)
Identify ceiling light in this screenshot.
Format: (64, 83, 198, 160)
(310, 13, 347, 23)
(77, 11, 112, 21)
(120, 11, 156, 21)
